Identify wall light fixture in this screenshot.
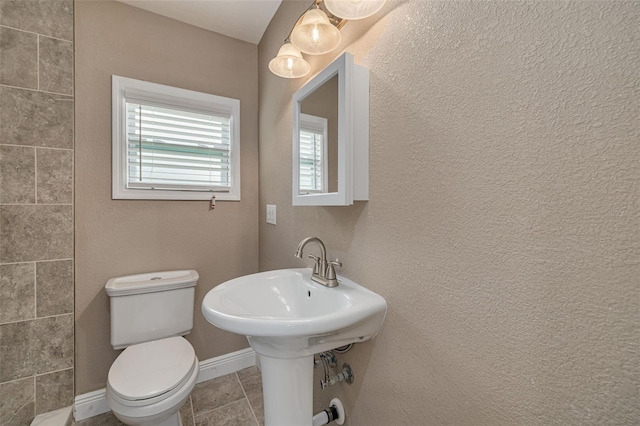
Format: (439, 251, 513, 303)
(269, 0, 385, 79)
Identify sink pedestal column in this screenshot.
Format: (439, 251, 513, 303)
(259, 354, 314, 426)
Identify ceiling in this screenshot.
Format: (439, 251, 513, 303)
(116, 0, 283, 44)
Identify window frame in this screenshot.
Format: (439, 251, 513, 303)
(112, 75, 241, 201)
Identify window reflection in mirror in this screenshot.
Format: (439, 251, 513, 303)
(298, 113, 327, 193)
(298, 74, 338, 194)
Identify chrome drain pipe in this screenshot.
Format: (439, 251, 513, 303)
(312, 398, 345, 426)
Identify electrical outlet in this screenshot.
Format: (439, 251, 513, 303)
(266, 204, 277, 225)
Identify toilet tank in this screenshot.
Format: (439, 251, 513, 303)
(105, 270, 199, 349)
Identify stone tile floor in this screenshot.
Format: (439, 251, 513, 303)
(73, 367, 263, 426)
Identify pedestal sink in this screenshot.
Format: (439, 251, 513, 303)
(202, 268, 387, 426)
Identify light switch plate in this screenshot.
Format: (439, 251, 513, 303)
(266, 204, 276, 225)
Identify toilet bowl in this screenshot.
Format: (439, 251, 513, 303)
(106, 336, 199, 426)
(104, 271, 200, 426)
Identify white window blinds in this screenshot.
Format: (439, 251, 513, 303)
(298, 114, 328, 194)
(126, 101, 232, 192)
(113, 75, 240, 201)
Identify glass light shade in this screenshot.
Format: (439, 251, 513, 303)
(290, 9, 341, 55)
(269, 43, 311, 78)
(325, 0, 386, 20)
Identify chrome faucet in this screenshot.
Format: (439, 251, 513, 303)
(295, 237, 341, 287)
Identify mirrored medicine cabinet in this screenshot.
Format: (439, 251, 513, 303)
(292, 52, 369, 206)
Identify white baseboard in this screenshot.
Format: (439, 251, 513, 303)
(73, 390, 110, 423)
(197, 347, 256, 383)
(73, 347, 256, 422)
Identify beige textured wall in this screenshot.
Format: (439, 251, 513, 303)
(259, 1, 639, 424)
(75, 1, 258, 394)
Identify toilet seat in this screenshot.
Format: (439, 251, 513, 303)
(106, 351, 198, 426)
(108, 336, 197, 406)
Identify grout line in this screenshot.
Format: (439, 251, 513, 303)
(32, 145, 74, 152)
(37, 34, 40, 91)
(188, 396, 196, 426)
(0, 312, 73, 327)
(34, 366, 74, 378)
(0, 366, 73, 387)
(35, 311, 74, 321)
(193, 397, 248, 422)
(0, 374, 34, 387)
(34, 374, 37, 417)
(0, 82, 74, 98)
(0, 203, 73, 208)
(34, 147, 38, 204)
(0, 24, 73, 43)
(33, 261, 38, 320)
(38, 33, 74, 45)
(237, 372, 260, 426)
(0, 143, 73, 152)
(0, 259, 73, 266)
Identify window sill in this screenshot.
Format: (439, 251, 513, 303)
(112, 187, 240, 201)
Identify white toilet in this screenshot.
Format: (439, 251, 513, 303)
(104, 270, 200, 426)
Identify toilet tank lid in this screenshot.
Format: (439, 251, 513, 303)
(106, 270, 199, 296)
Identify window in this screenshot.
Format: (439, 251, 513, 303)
(298, 113, 328, 194)
(112, 75, 240, 200)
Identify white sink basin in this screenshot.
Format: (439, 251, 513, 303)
(202, 268, 387, 426)
(202, 268, 387, 358)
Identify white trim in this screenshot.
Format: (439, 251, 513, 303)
(73, 347, 256, 421)
(111, 75, 241, 201)
(292, 52, 369, 206)
(73, 389, 110, 422)
(293, 53, 349, 206)
(30, 405, 73, 426)
(197, 347, 256, 383)
(352, 63, 369, 201)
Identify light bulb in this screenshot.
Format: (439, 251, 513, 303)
(269, 43, 310, 78)
(291, 9, 341, 55)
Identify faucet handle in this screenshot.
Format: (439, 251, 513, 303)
(308, 254, 322, 275)
(326, 260, 342, 281)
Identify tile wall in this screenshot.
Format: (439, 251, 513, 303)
(0, 0, 74, 424)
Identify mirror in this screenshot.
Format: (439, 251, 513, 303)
(292, 53, 369, 206)
(299, 74, 338, 194)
